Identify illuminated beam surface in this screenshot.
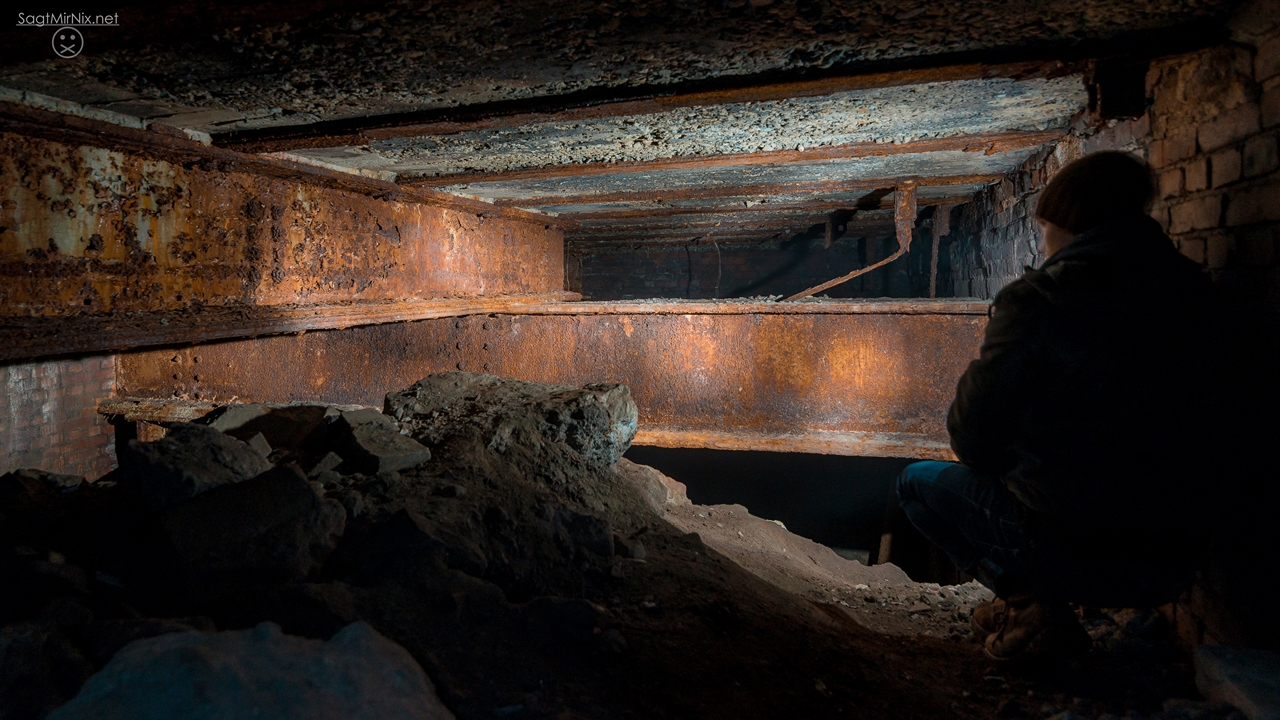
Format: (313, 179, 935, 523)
(116, 300, 988, 459)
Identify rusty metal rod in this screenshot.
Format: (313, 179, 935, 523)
(785, 182, 918, 301)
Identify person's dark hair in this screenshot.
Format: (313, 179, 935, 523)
(1035, 151, 1155, 234)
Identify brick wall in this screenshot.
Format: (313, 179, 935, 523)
(1, 356, 117, 479)
(943, 119, 1152, 298)
(944, 7, 1280, 308)
(575, 226, 940, 300)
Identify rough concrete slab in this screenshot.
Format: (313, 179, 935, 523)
(0, 0, 1226, 133)
(283, 76, 1084, 178)
(440, 147, 1039, 202)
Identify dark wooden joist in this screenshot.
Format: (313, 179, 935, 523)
(405, 130, 1062, 188)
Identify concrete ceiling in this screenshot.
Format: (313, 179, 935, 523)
(0, 0, 1239, 247)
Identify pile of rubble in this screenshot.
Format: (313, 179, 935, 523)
(0, 373, 1245, 719)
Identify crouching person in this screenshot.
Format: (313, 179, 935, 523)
(898, 152, 1239, 665)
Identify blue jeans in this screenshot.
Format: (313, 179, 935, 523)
(895, 461, 1193, 607)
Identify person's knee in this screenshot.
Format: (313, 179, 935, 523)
(895, 460, 956, 505)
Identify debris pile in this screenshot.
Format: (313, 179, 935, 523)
(0, 373, 1242, 719)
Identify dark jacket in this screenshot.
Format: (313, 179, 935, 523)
(948, 214, 1235, 559)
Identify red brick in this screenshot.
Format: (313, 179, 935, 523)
(1185, 158, 1209, 192)
(1178, 237, 1207, 264)
(1169, 196, 1222, 233)
(1243, 134, 1280, 177)
(1151, 131, 1197, 167)
(1257, 31, 1280, 83)
(1212, 148, 1244, 187)
(1198, 103, 1262, 152)
(1226, 181, 1280, 225)
(1159, 167, 1184, 198)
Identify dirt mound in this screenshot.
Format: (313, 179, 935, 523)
(0, 373, 1225, 720)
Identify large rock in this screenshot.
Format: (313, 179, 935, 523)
(160, 465, 346, 591)
(385, 372, 638, 468)
(47, 621, 455, 720)
(120, 424, 271, 511)
(333, 409, 432, 474)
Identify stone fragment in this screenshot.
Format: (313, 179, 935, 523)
(204, 403, 331, 451)
(246, 431, 272, 459)
(307, 451, 344, 477)
(120, 423, 271, 511)
(616, 460, 690, 515)
(0, 622, 94, 720)
(47, 622, 455, 720)
(160, 464, 346, 590)
(1196, 644, 1280, 720)
(334, 409, 432, 474)
(385, 372, 637, 468)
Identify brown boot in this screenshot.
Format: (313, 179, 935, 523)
(983, 596, 1091, 665)
(970, 597, 1010, 638)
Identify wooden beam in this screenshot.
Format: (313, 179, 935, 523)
(406, 130, 1063, 187)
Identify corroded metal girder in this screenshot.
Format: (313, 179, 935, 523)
(116, 300, 988, 459)
(0, 103, 568, 360)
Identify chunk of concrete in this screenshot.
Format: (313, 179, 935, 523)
(160, 464, 346, 590)
(1196, 643, 1280, 720)
(121, 423, 271, 511)
(334, 409, 432, 474)
(203, 403, 331, 451)
(386, 372, 638, 468)
(47, 621, 455, 720)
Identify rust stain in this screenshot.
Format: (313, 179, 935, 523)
(116, 303, 986, 458)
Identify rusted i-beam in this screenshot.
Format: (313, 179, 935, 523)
(785, 182, 919, 301)
(114, 300, 988, 459)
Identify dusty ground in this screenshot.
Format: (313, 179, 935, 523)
(0, 374, 1245, 720)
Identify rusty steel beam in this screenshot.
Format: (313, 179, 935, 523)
(218, 61, 1069, 154)
(0, 293, 580, 362)
(115, 300, 987, 459)
(497, 174, 1003, 208)
(0, 104, 568, 360)
(0, 102, 561, 227)
(405, 131, 1062, 188)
